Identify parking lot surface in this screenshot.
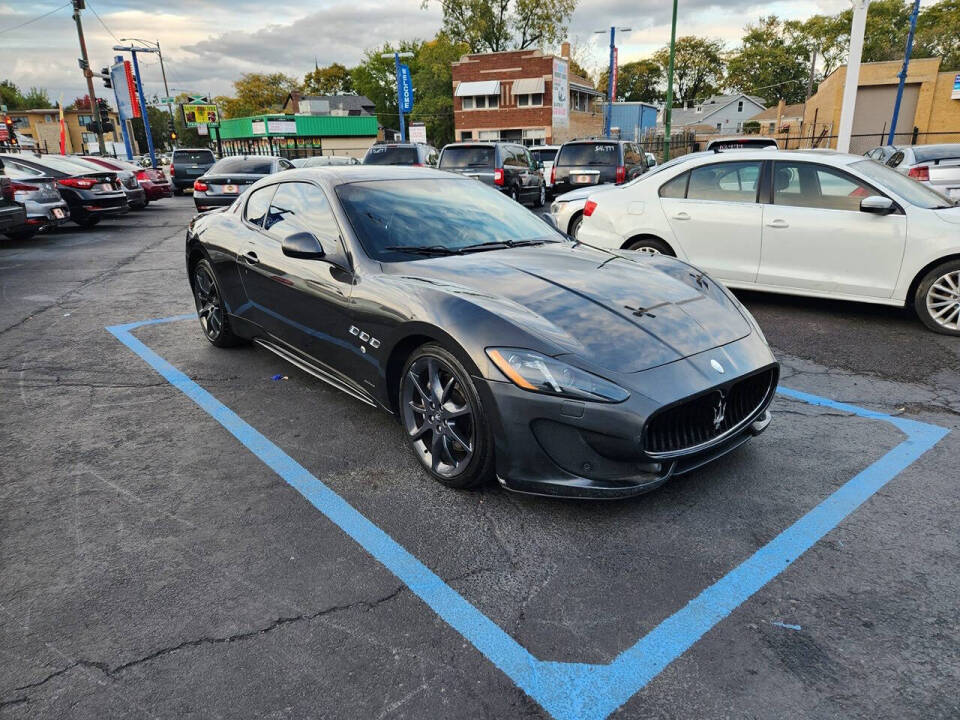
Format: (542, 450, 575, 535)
(2, 198, 958, 719)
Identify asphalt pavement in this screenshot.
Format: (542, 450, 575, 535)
(1, 196, 958, 719)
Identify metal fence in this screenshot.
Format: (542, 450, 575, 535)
(778, 128, 960, 155)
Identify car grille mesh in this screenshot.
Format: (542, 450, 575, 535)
(644, 368, 776, 455)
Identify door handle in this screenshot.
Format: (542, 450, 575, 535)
(243, 251, 259, 264)
(766, 219, 789, 229)
(672, 212, 690, 221)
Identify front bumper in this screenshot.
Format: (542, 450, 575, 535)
(125, 186, 147, 208)
(550, 198, 586, 236)
(478, 333, 778, 499)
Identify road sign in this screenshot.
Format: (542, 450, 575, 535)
(181, 103, 219, 127)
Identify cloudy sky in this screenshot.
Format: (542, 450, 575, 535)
(0, 0, 916, 106)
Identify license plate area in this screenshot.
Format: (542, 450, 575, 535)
(222, 184, 238, 194)
(574, 174, 598, 184)
(52, 208, 65, 219)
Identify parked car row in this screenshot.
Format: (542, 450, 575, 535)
(865, 143, 960, 201)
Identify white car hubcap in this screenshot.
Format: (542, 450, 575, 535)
(927, 270, 960, 330)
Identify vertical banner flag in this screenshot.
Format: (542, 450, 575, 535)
(399, 64, 414, 113)
(58, 101, 66, 154)
(612, 48, 619, 101)
(552, 57, 569, 128)
(124, 61, 141, 118)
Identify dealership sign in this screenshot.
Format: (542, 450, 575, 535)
(953, 74, 960, 100)
(552, 58, 569, 128)
(409, 122, 427, 144)
(110, 61, 140, 121)
(182, 103, 219, 127)
(399, 64, 414, 113)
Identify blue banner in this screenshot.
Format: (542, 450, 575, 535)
(399, 63, 414, 113)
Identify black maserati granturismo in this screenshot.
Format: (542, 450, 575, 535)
(185, 166, 779, 498)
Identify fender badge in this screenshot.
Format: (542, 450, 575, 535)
(710, 359, 725, 374)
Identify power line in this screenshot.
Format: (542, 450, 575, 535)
(86, 0, 119, 42)
(0, 2, 70, 36)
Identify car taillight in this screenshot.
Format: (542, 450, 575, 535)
(136, 170, 149, 181)
(583, 200, 597, 216)
(169, 164, 175, 176)
(550, 165, 556, 185)
(494, 168, 504, 186)
(10, 182, 39, 193)
(412, 162, 424, 167)
(193, 180, 208, 192)
(615, 165, 626, 183)
(1, 183, 12, 202)
(908, 165, 930, 182)
(57, 177, 97, 190)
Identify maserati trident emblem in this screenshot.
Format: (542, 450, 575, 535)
(710, 358, 725, 374)
(712, 393, 727, 430)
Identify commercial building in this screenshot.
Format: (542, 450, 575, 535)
(7, 107, 121, 154)
(660, 94, 766, 135)
(802, 57, 960, 153)
(451, 43, 603, 146)
(215, 113, 378, 159)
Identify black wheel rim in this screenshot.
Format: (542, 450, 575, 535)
(401, 356, 475, 478)
(193, 265, 223, 340)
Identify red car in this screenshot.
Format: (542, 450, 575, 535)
(82, 156, 172, 203)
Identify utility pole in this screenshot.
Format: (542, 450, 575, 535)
(837, 0, 870, 153)
(594, 26, 631, 137)
(887, 0, 921, 145)
(805, 48, 818, 101)
(663, 0, 679, 161)
(71, 0, 106, 154)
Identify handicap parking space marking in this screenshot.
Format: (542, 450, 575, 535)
(107, 314, 950, 720)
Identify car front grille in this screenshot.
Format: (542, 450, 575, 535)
(644, 367, 777, 457)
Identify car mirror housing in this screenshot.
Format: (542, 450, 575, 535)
(282, 231, 326, 259)
(860, 195, 895, 215)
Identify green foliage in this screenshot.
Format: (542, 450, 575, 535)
(725, 16, 811, 104)
(596, 60, 663, 103)
(742, 120, 761, 134)
(0, 80, 53, 110)
(916, 0, 960, 70)
(304, 63, 354, 95)
(351, 40, 421, 132)
(131, 106, 172, 152)
(652, 36, 726, 105)
(219, 72, 301, 119)
(424, 0, 575, 53)
(410, 34, 470, 147)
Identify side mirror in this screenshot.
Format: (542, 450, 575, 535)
(282, 231, 326, 259)
(860, 195, 895, 215)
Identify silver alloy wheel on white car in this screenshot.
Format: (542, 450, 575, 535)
(926, 269, 960, 331)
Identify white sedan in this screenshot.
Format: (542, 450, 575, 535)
(577, 149, 960, 335)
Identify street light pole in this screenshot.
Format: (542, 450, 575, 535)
(114, 45, 159, 169)
(595, 26, 631, 137)
(71, 0, 106, 155)
(663, 0, 679, 161)
(121, 38, 177, 149)
(381, 51, 414, 142)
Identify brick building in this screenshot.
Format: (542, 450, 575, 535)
(451, 43, 603, 146)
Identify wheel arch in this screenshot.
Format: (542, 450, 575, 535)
(566, 210, 583, 235)
(620, 233, 676, 255)
(906, 253, 960, 308)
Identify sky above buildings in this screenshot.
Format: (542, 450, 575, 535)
(0, 0, 934, 105)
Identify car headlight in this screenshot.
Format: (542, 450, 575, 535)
(486, 348, 629, 403)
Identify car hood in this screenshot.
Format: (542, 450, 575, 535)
(388, 243, 752, 374)
(554, 184, 619, 203)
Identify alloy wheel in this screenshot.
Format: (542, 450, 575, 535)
(193, 265, 224, 340)
(401, 356, 475, 478)
(926, 269, 960, 331)
(538, 185, 546, 206)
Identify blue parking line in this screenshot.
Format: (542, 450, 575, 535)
(107, 314, 949, 720)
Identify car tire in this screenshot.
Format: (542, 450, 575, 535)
(509, 185, 520, 203)
(143, 198, 150, 207)
(914, 259, 960, 336)
(568, 213, 583, 239)
(191, 258, 242, 347)
(4, 227, 39, 241)
(624, 237, 674, 256)
(174, 187, 184, 196)
(537, 184, 546, 207)
(399, 343, 493, 490)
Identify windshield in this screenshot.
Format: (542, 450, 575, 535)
(174, 151, 215, 164)
(364, 146, 419, 165)
(336, 178, 563, 262)
(913, 145, 960, 163)
(531, 148, 558, 162)
(209, 157, 273, 174)
(556, 143, 618, 167)
(439, 146, 494, 169)
(30, 155, 105, 175)
(850, 160, 955, 209)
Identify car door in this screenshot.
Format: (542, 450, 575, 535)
(757, 161, 906, 298)
(519, 146, 540, 198)
(240, 181, 358, 378)
(658, 159, 764, 283)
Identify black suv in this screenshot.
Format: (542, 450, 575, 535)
(363, 142, 439, 166)
(550, 139, 648, 196)
(170, 148, 216, 195)
(437, 142, 546, 206)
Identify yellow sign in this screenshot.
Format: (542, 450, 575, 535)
(182, 103, 219, 127)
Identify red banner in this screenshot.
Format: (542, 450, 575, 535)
(611, 47, 618, 101)
(124, 61, 141, 118)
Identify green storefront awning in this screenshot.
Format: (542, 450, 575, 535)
(217, 114, 378, 140)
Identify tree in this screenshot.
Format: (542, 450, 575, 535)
(725, 16, 811, 104)
(596, 60, 663, 103)
(21, 87, 51, 109)
(303, 63, 354, 95)
(71, 95, 93, 111)
(411, 33, 470, 148)
(219, 72, 300, 119)
(424, 0, 576, 53)
(131, 106, 171, 152)
(351, 40, 421, 131)
(652, 36, 725, 105)
(0, 80, 52, 110)
(917, 0, 960, 70)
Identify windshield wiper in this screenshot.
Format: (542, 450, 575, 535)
(458, 239, 554, 253)
(384, 245, 462, 256)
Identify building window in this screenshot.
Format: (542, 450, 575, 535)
(460, 131, 473, 140)
(736, 121, 743, 132)
(769, 122, 776, 133)
(478, 130, 500, 140)
(77, 115, 92, 125)
(570, 90, 592, 113)
(44, 115, 54, 123)
(737, 101, 744, 112)
(461, 95, 499, 110)
(522, 128, 546, 146)
(516, 93, 543, 107)
(716, 123, 722, 131)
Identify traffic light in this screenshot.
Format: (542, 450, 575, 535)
(101, 67, 111, 89)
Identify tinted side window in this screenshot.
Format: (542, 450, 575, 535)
(623, 143, 642, 166)
(887, 151, 904, 168)
(503, 147, 522, 168)
(659, 172, 688, 199)
(773, 162, 875, 212)
(686, 161, 761, 202)
(244, 185, 276, 226)
(263, 182, 341, 252)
